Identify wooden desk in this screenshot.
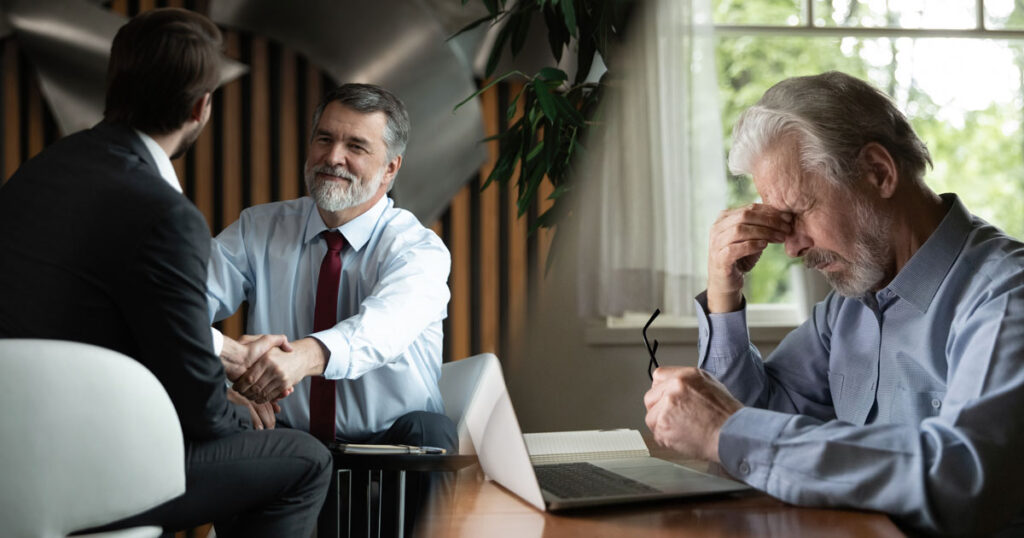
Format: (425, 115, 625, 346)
(415, 454, 905, 538)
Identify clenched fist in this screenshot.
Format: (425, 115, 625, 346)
(643, 367, 743, 462)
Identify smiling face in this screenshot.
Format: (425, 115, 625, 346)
(303, 101, 401, 220)
(753, 136, 893, 297)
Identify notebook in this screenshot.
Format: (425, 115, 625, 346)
(465, 364, 750, 512)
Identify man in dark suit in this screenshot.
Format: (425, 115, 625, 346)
(0, 8, 330, 537)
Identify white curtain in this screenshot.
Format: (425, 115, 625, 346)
(577, 0, 726, 317)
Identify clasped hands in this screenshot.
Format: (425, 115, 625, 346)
(222, 334, 323, 404)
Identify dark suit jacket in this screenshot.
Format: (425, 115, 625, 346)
(0, 121, 247, 440)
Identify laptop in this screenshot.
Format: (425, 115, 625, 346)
(445, 353, 750, 512)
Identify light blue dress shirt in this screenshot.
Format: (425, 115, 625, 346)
(697, 194, 1024, 535)
(206, 196, 451, 440)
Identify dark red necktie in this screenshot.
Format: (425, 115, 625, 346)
(309, 231, 345, 443)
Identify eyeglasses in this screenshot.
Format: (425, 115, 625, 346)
(643, 308, 661, 380)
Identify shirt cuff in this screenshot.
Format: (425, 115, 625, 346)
(310, 329, 350, 379)
(718, 407, 791, 491)
(210, 327, 224, 357)
(694, 291, 752, 367)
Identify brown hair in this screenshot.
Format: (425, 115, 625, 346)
(104, 8, 222, 134)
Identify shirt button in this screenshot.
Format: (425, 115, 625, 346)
(931, 398, 942, 409)
(738, 461, 751, 475)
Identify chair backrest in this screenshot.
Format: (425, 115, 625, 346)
(438, 353, 506, 455)
(0, 339, 186, 537)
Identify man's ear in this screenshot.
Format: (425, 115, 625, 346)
(381, 155, 402, 190)
(190, 92, 212, 123)
(859, 142, 898, 199)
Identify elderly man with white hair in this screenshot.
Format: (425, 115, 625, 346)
(643, 71, 1024, 536)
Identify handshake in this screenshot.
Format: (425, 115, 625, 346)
(221, 333, 328, 402)
(220, 333, 328, 429)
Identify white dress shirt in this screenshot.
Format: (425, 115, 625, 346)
(134, 129, 180, 192)
(206, 195, 451, 440)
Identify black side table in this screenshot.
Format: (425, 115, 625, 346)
(319, 449, 477, 538)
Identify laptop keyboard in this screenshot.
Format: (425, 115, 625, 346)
(534, 462, 661, 499)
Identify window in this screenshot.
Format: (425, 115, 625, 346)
(714, 0, 1024, 304)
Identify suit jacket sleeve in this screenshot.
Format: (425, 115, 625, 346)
(121, 200, 249, 440)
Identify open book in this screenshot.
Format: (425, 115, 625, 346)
(522, 429, 649, 466)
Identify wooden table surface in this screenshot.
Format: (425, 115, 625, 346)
(414, 451, 905, 538)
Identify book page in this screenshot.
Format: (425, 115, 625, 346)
(523, 429, 650, 465)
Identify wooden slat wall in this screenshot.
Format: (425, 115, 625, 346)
(0, 4, 553, 365)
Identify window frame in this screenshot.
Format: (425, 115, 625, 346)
(598, 0, 1024, 332)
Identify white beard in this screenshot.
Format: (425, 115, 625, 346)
(305, 163, 384, 212)
(804, 197, 891, 297)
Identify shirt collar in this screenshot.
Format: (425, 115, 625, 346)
(884, 193, 973, 313)
(133, 129, 181, 193)
(303, 195, 391, 251)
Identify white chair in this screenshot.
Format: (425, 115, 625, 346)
(438, 352, 506, 456)
(0, 339, 186, 538)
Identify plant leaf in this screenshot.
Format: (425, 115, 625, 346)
(526, 140, 545, 161)
(548, 183, 570, 200)
(560, 0, 577, 38)
(552, 92, 584, 126)
(447, 13, 497, 41)
(532, 79, 559, 121)
(506, 84, 525, 121)
(574, 28, 596, 85)
(510, 10, 532, 57)
(453, 70, 524, 112)
(538, 66, 568, 82)
(542, 4, 569, 62)
(543, 119, 560, 171)
(483, 141, 519, 190)
(530, 205, 558, 235)
(517, 160, 547, 217)
(485, 22, 512, 77)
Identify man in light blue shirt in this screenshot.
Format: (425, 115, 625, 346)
(644, 71, 1024, 535)
(207, 83, 452, 441)
(205, 84, 454, 534)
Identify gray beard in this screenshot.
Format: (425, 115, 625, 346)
(804, 199, 891, 297)
(304, 164, 383, 212)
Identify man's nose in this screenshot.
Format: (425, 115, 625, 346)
(784, 229, 811, 258)
(322, 144, 347, 167)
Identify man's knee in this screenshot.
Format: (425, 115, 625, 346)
(388, 411, 457, 451)
(271, 428, 332, 492)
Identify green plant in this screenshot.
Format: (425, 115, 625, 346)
(453, 0, 633, 233)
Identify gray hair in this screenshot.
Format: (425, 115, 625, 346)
(311, 83, 411, 162)
(728, 71, 932, 189)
